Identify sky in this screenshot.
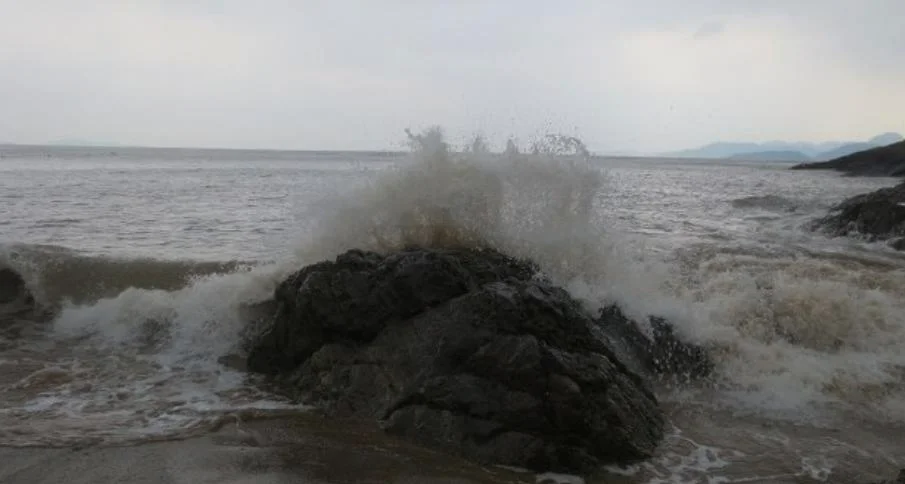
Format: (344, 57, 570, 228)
(0, 1, 903, 153)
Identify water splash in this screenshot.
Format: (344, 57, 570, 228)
(3, 127, 905, 464)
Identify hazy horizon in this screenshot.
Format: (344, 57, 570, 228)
(0, 132, 899, 157)
(2, 1, 903, 153)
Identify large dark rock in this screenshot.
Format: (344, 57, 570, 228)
(810, 182, 905, 245)
(246, 247, 678, 474)
(792, 141, 905, 177)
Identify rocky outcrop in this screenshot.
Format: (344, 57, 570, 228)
(810, 182, 905, 247)
(246, 247, 707, 473)
(795, 141, 905, 248)
(792, 141, 905, 177)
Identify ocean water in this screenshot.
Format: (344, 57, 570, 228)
(1, 140, 904, 483)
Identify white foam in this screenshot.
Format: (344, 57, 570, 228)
(291, 127, 674, 320)
(663, 247, 905, 420)
(53, 262, 290, 360)
(800, 455, 833, 481)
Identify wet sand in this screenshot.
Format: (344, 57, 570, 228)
(0, 414, 543, 484)
(2, 408, 904, 484)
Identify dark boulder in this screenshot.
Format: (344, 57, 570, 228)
(246, 247, 668, 474)
(810, 182, 905, 245)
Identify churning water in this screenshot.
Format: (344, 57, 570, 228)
(1, 135, 904, 483)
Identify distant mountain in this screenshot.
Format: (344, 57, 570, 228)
(792, 140, 905, 177)
(728, 150, 811, 162)
(815, 133, 904, 160)
(814, 142, 875, 161)
(670, 132, 903, 161)
(869, 132, 904, 146)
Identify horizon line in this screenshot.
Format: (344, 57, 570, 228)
(0, 141, 668, 159)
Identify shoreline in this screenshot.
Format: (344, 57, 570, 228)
(0, 413, 548, 484)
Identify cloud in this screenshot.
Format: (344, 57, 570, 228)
(0, 1, 902, 152)
(693, 22, 725, 39)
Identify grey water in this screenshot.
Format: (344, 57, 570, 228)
(1, 144, 904, 483)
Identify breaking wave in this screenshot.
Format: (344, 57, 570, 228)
(0, 243, 252, 307)
(731, 194, 804, 212)
(2, 127, 905, 453)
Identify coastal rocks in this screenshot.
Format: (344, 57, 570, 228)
(792, 140, 905, 177)
(245, 247, 686, 473)
(791, 140, 905, 246)
(596, 305, 712, 379)
(810, 182, 905, 246)
(797, 140, 905, 248)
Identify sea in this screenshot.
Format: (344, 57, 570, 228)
(1, 138, 904, 483)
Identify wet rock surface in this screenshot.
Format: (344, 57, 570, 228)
(810, 182, 905, 246)
(246, 247, 708, 473)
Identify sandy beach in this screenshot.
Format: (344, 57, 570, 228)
(0, 414, 547, 484)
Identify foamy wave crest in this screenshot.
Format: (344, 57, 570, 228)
(294, 127, 669, 316)
(0, 250, 298, 445)
(0, 243, 250, 307)
(32, 128, 663, 359)
(53, 263, 290, 360)
(665, 245, 905, 421)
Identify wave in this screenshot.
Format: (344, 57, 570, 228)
(3, 128, 905, 448)
(731, 194, 804, 212)
(0, 246, 295, 445)
(0, 243, 253, 308)
(663, 244, 905, 421)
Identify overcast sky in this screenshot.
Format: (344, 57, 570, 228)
(1, 1, 903, 152)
